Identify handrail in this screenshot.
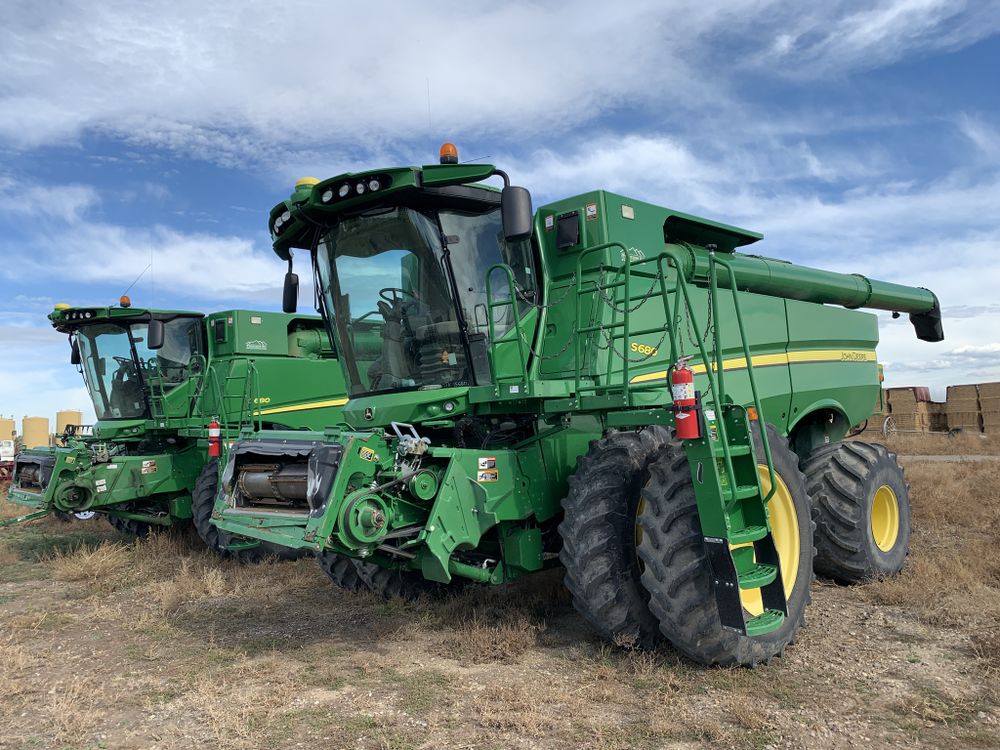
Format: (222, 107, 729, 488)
(485, 263, 530, 385)
(712, 253, 777, 502)
(567, 239, 776, 512)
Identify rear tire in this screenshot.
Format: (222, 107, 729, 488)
(317, 553, 446, 599)
(317, 550, 369, 592)
(192, 460, 303, 562)
(637, 424, 814, 666)
(354, 563, 450, 600)
(558, 427, 672, 649)
(802, 441, 910, 583)
(106, 510, 152, 539)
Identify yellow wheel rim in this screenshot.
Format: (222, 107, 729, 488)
(871, 484, 900, 552)
(737, 467, 800, 617)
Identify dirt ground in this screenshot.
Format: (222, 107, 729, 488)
(1, 444, 998, 749)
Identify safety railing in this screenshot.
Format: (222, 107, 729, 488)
(568, 241, 776, 504)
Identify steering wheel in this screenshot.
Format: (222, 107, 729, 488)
(379, 287, 417, 304)
(113, 356, 134, 369)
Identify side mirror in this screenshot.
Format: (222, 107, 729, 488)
(283, 271, 299, 313)
(70, 338, 80, 365)
(501, 185, 533, 242)
(147, 319, 165, 350)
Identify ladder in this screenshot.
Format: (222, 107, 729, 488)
(201, 358, 262, 443)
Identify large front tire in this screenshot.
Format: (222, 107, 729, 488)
(802, 441, 910, 583)
(637, 424, 814, 667)
(558, 427, 672, 649)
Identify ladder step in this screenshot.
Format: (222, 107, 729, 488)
(744, 608, 785, 637)
(728, 524, 769, 545)
(726, 484, 760, 501)
(738, 562, 778, 590)
(713, 444, 752, 458)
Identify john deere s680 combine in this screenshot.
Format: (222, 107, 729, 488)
(210, 147, 943, 665)
(7, 301, 347, 557)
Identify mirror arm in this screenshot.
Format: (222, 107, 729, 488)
(491, 169, 511, 188)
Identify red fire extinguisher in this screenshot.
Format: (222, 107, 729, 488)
(208, 418, 221, 458)
(671, 358, 700, 440)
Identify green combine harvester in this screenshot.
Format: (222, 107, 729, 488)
(7, 301, 348, 557)
(211, 145, 943, 665)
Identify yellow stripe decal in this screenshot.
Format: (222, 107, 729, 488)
(254, 397, 349, 416)
(629, 349, 876, 384)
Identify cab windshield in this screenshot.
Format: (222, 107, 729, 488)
(315, 205, 534, 396)
(75, 317, 203, 419)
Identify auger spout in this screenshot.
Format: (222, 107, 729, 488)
(670, 243, 944, 342)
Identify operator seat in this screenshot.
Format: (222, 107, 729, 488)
(109, 362, 144, 416)
(372, 297, 414, 389)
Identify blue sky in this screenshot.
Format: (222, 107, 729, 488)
(2, 0, 999, 424)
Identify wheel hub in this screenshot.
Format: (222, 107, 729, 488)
(870, 484, 900, 552)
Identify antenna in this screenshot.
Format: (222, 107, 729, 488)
(426, 78, 432, 132)
(119, 263, 152, 305)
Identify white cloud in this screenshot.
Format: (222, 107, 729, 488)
(957, 114, 1000, 163)
(0, 175, 100, 223)
(4, 220, 285, 302)
(0, 1, 710, 154)
(2, 1, 994, 162)
(756, 0, 1000, 77)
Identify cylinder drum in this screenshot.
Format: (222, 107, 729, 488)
(56, 410, 83, 435)
(236, 463, 309, 503)
(21, 417, 50, 448)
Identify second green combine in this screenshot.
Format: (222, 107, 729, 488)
(8, 299, 348, 557)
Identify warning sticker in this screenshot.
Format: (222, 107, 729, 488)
(477, 457, 496, 470)
(585, 202, 598, 221)
(359, 446, 378, 462)
(65, 455, 76, 464)
(95, 479, 107, 492)
(477, 469, 499, 482)
(544, 215, 555, 231)
(141, 460, 157, 475)
(671, 383, 695, 401)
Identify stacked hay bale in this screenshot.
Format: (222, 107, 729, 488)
(885, 387, 933, 432)
(946, 384, 982, 434)
(925, 401, 949, 432)
(980, 382, 1000, 435)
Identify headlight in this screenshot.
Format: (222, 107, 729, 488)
(321, 188, 334, 203)
(338, 183, 351, 198)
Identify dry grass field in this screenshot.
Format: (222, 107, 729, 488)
(1, 441, 998, 749)
(862, 430, 1000, 457)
